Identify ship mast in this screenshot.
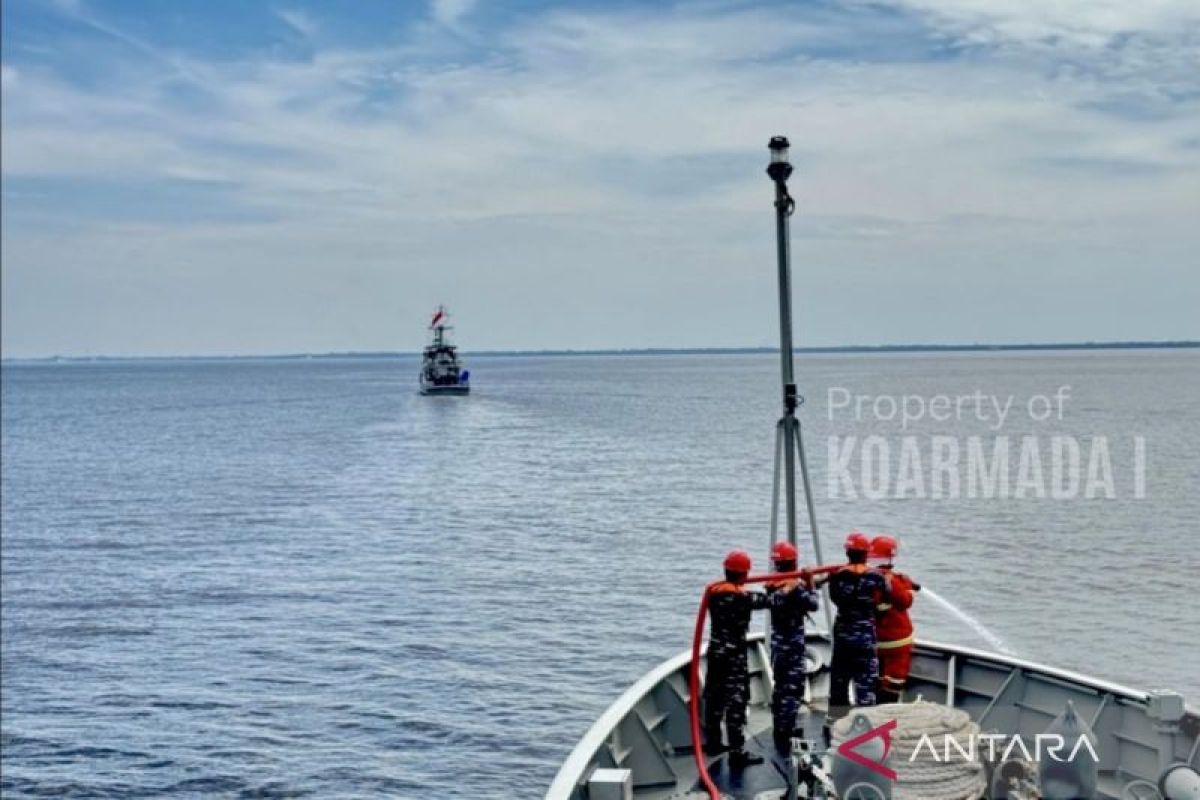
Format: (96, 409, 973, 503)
(431, 305, 448, 349)
(766, 136, 832, 631)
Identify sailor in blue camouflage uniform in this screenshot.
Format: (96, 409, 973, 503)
(765, 540, 820, 753)
(823, 531, 888, 720)
(703, 549, 770, 768)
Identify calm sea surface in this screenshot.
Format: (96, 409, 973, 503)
(2, 351, 1198, 798)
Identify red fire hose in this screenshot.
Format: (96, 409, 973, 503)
(688, 564, 846, 800)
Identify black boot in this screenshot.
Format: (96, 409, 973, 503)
(703, 728, 726, 756)
(773, 729, 793, 755)
(728, 749, 764, 769)
(877, 687, 902, 705)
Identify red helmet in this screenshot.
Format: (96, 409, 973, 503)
(723, 549, 752, 573)
(771, 541, 798, 563)
(870, 535, 898, 561)
(844, 531, 871, 553)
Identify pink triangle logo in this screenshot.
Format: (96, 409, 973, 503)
(836, 718, 898, 780)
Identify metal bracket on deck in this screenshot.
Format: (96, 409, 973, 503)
(587, 768, 632, 800)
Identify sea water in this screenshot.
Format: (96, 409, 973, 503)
(3, 350, 1197, 797)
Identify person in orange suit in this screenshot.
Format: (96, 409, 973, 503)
(869, 535, 920, 704)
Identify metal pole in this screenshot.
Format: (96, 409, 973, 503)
(769, 419, 784, 545)
(766, 418, 784, 655)
(773, 168, 799, 548)
(795, 421, 823, 564)
(768, 136, 833, 633)
(796, 418, 834, 631)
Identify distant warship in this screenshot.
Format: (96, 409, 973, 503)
(419, 306, 469, 395)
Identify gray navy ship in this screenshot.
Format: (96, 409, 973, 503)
(419, 306, 470, 396)
(545, 140, 1199, 800)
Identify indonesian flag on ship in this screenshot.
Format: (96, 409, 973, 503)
(431, 309, 446, 327)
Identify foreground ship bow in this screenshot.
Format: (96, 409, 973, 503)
(545, 632, 1199, 799)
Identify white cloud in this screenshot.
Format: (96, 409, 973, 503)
(877, 0, 1200, 44)
(276, 7, 318, 38)
(161, 165, 238, 184)
(1, 1, 1197, 356)
(430, 0, 477, 30)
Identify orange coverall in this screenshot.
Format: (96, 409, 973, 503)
(875, 568, 917, 703)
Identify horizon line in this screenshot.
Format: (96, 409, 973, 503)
(3, 340, 1198, 363)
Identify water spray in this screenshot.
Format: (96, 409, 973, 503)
(921, 586, 1016, 656)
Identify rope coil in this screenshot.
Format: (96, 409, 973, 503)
(830, 702, 988, 800)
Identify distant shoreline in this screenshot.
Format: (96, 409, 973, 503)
(3, 340, 1197, 364)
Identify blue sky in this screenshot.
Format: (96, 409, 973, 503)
(2, 0, 1198, 356)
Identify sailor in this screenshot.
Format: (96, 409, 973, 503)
(765, 540, 820, 753)
(869, 535, 920, 704)
(824, 531, 887, 717)
(704, 549, 770, 768)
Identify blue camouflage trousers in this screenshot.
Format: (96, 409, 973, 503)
(829, 640, 878, 713)
(770, 641, 807, 736)
(703, 655, 750, 750)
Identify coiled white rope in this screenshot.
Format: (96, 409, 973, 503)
(830, 701, 989, 800)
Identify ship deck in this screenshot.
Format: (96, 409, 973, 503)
(547, 633, 1200, 799)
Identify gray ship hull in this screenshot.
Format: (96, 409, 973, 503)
(547, 633, 1198, 799)
(419, 383, 470, 396)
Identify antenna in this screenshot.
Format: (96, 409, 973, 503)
(766, 135, 832, 632)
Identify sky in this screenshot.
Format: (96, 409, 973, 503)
(2, 0, 1198, 357)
